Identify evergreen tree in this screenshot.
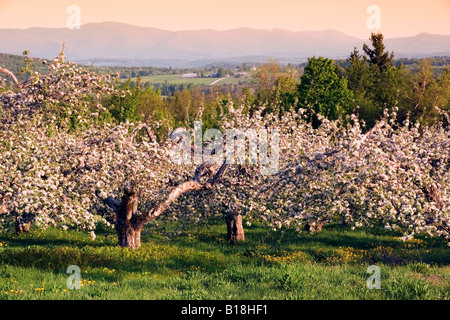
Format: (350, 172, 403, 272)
(363, 33, 395, 72)
(345, 34, 408, 128)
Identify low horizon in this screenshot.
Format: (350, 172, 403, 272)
(2, 20, 449, 40)
(1, 0, 449, 39)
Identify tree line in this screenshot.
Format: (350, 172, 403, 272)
(96, 34, 450, 136)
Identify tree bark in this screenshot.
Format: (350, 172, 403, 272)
(15, 214, 32, 234)
(0, 66, 20, 87)
(304, 217, 328, 232)
(116, 220, 142, 250)
(226, 213, 245, 244)
(111, 181, 211, 249)
(422, 183, 444, 210)
(114, 188, 143, 249)
(422, 182, 449, 237)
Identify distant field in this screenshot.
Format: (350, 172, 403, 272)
(138, 74, 215, 86)
(131, 74, 252, 86)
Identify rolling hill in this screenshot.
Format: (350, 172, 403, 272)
(1, 22, 450, 67)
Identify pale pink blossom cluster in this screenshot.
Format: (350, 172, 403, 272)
(259, 109, 449, 242)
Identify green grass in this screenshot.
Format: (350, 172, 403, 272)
(0, 223, 448, 300)
(136, 75, 216, 86)
(130, 74, 252, 86)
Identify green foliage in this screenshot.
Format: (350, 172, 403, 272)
(242, 87, 255, 107)
(267, 73, 299, 117)
(346, 48, 374, 95)
(252, 60, 283, 105)
(345, 36, 411, 129)
(217, 67, 227, 78)
(297, 56, 354, 124)
(2, 39, 448, 132)
(0, 52, 48, 80)
(108, 79, 140, 123)
(167, 87, 196, 128)
(247, 60, 300, 117)
(363, 33, 395, 72)
(400, 60, 450, 126)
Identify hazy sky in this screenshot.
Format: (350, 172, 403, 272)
(0, 0, 449, 38)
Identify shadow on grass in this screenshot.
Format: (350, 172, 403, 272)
(154, 223, 450, 266)
(0, 226, 118, 249)
(1, 223, 448, 276)
(162, 223, 400, 252)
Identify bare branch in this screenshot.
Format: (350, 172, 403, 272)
(146, 161, 228, 221)
(104, 197, 121, 214)
(130, 123, 157, 143)
(147, 180, 204, 220)
(95, 191, 121, 214)
(210, 161, 228, 184)
(0, 66, 20, 87)
(301, 148, 341, 162)
(194, 163, 217, 181)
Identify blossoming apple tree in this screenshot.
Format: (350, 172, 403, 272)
(1, 51, 449, 249)
(0, 51, 120, 233)
(0, 52, 266, 248)
(261, 109, 449, 242)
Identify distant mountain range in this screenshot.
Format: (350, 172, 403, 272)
(1, 22, 450, 67)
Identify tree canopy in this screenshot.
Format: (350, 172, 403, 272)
(297, 56, 354, 124)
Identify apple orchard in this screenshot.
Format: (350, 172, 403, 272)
(0, 52, 448, 249)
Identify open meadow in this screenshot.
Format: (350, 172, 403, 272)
(134, 74, 252, 87)
(0, 223, 448, 300)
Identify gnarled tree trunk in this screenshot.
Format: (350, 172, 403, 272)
(116, 222, 142, 249)
(226, 213, 245, 244)
(114, 188, 144, 250)
(98, 162, 230, 250)
(304, 217, 329, 232)
(15, 214, 32, 234)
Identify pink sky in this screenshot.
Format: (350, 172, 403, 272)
(0, 0, 449, 38)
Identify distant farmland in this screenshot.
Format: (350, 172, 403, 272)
(131, 74, 252, 86)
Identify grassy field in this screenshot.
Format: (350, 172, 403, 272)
(138, 74, 216, 86)
(0, 223, 448, 300)
(133, 74, 252, 86)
